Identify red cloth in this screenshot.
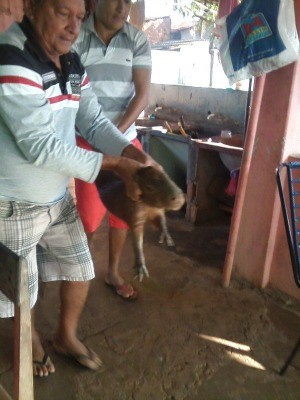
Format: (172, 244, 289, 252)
(75, 136, 143, 233)
(217, 0, 240, 20)
(225, 169, 240, 197)
(215, 0, 240, 37)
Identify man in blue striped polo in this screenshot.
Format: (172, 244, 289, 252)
(74, 0, 152, 300)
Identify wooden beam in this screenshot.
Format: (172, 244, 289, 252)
(0, 243, 34, 400)
(129, 0, 145, 30)
(13, 257, 33, 400)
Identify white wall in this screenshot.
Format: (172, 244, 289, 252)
(151, 41, 249, 90)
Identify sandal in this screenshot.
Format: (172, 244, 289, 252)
(52, 341, 102, 371)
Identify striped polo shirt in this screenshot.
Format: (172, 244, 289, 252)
(73, 16, 152, 141)
(0, 17, 130, 204)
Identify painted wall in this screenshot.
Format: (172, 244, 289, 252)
(148, 83, 248, 135)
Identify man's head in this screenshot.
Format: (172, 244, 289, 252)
(25, 0, 85, 62)
(95, 0, 131, 35)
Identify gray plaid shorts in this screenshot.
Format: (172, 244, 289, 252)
(0, 191, 94, 318)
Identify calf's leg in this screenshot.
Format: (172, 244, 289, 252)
(131, 224, 149, 282)
(158, 213, 175, 247)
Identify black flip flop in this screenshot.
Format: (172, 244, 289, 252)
(53, 342, 102, 370)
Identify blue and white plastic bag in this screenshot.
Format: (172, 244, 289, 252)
(217, 0, 300, 85)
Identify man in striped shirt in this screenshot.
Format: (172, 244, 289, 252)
(0, 0, 156, 376)
(74, 0, 152, 300)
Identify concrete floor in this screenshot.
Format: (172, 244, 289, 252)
(0, 211, 300, 400)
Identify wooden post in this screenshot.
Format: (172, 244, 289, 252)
(129, 0, 145, 30)
(0, 244, 34, 400)
(13, 257, 33, 400)
(222, 76, 265, 287)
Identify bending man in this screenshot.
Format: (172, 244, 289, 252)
(0, 0, 154, 377)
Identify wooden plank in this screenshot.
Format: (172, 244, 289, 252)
(191, 139, 243, 155)
(185, 145, 227, 224)
(0, 243, 34, 400)
(129, 0, 145, 29)
(0, 243, 19, 302)
(13, 257, 33, 400)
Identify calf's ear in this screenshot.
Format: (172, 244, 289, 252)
(135, 166, 154, 180)
(133, 166, 155, 188)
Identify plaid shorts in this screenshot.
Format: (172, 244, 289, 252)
(0, 191, 94, 318)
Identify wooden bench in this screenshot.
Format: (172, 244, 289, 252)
(0, 243, 34, 400)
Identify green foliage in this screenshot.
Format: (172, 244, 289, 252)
(173, 0, 218, 39)
(173, 0, 218, 23)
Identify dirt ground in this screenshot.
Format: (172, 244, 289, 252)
(0, 211, 300, 400)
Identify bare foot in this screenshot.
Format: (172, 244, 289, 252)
(32, 327, 55, 377)
(105, 274, 137, 300)
(105, 272, 126, 288)
(52, 336, 102, 370)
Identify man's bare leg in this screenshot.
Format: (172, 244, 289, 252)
(105, 227, 136, 298)
(106, 227, 127, 286)
(31, 311, 55, 377)
(53, 281, 102, 369)
(88, 228, 135, 298)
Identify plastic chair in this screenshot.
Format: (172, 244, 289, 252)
(0, 242, 34, 400)
(276, 162, 300, 375)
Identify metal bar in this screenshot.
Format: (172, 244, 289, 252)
(276, 164, 300, 287)
(279, 337, 300, 376)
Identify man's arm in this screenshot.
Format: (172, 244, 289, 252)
(117, 68, 151, 134)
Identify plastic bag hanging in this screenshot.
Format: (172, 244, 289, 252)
(217, 0, 300, 85)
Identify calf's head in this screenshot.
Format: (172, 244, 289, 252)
(134, 166, 185, 210)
